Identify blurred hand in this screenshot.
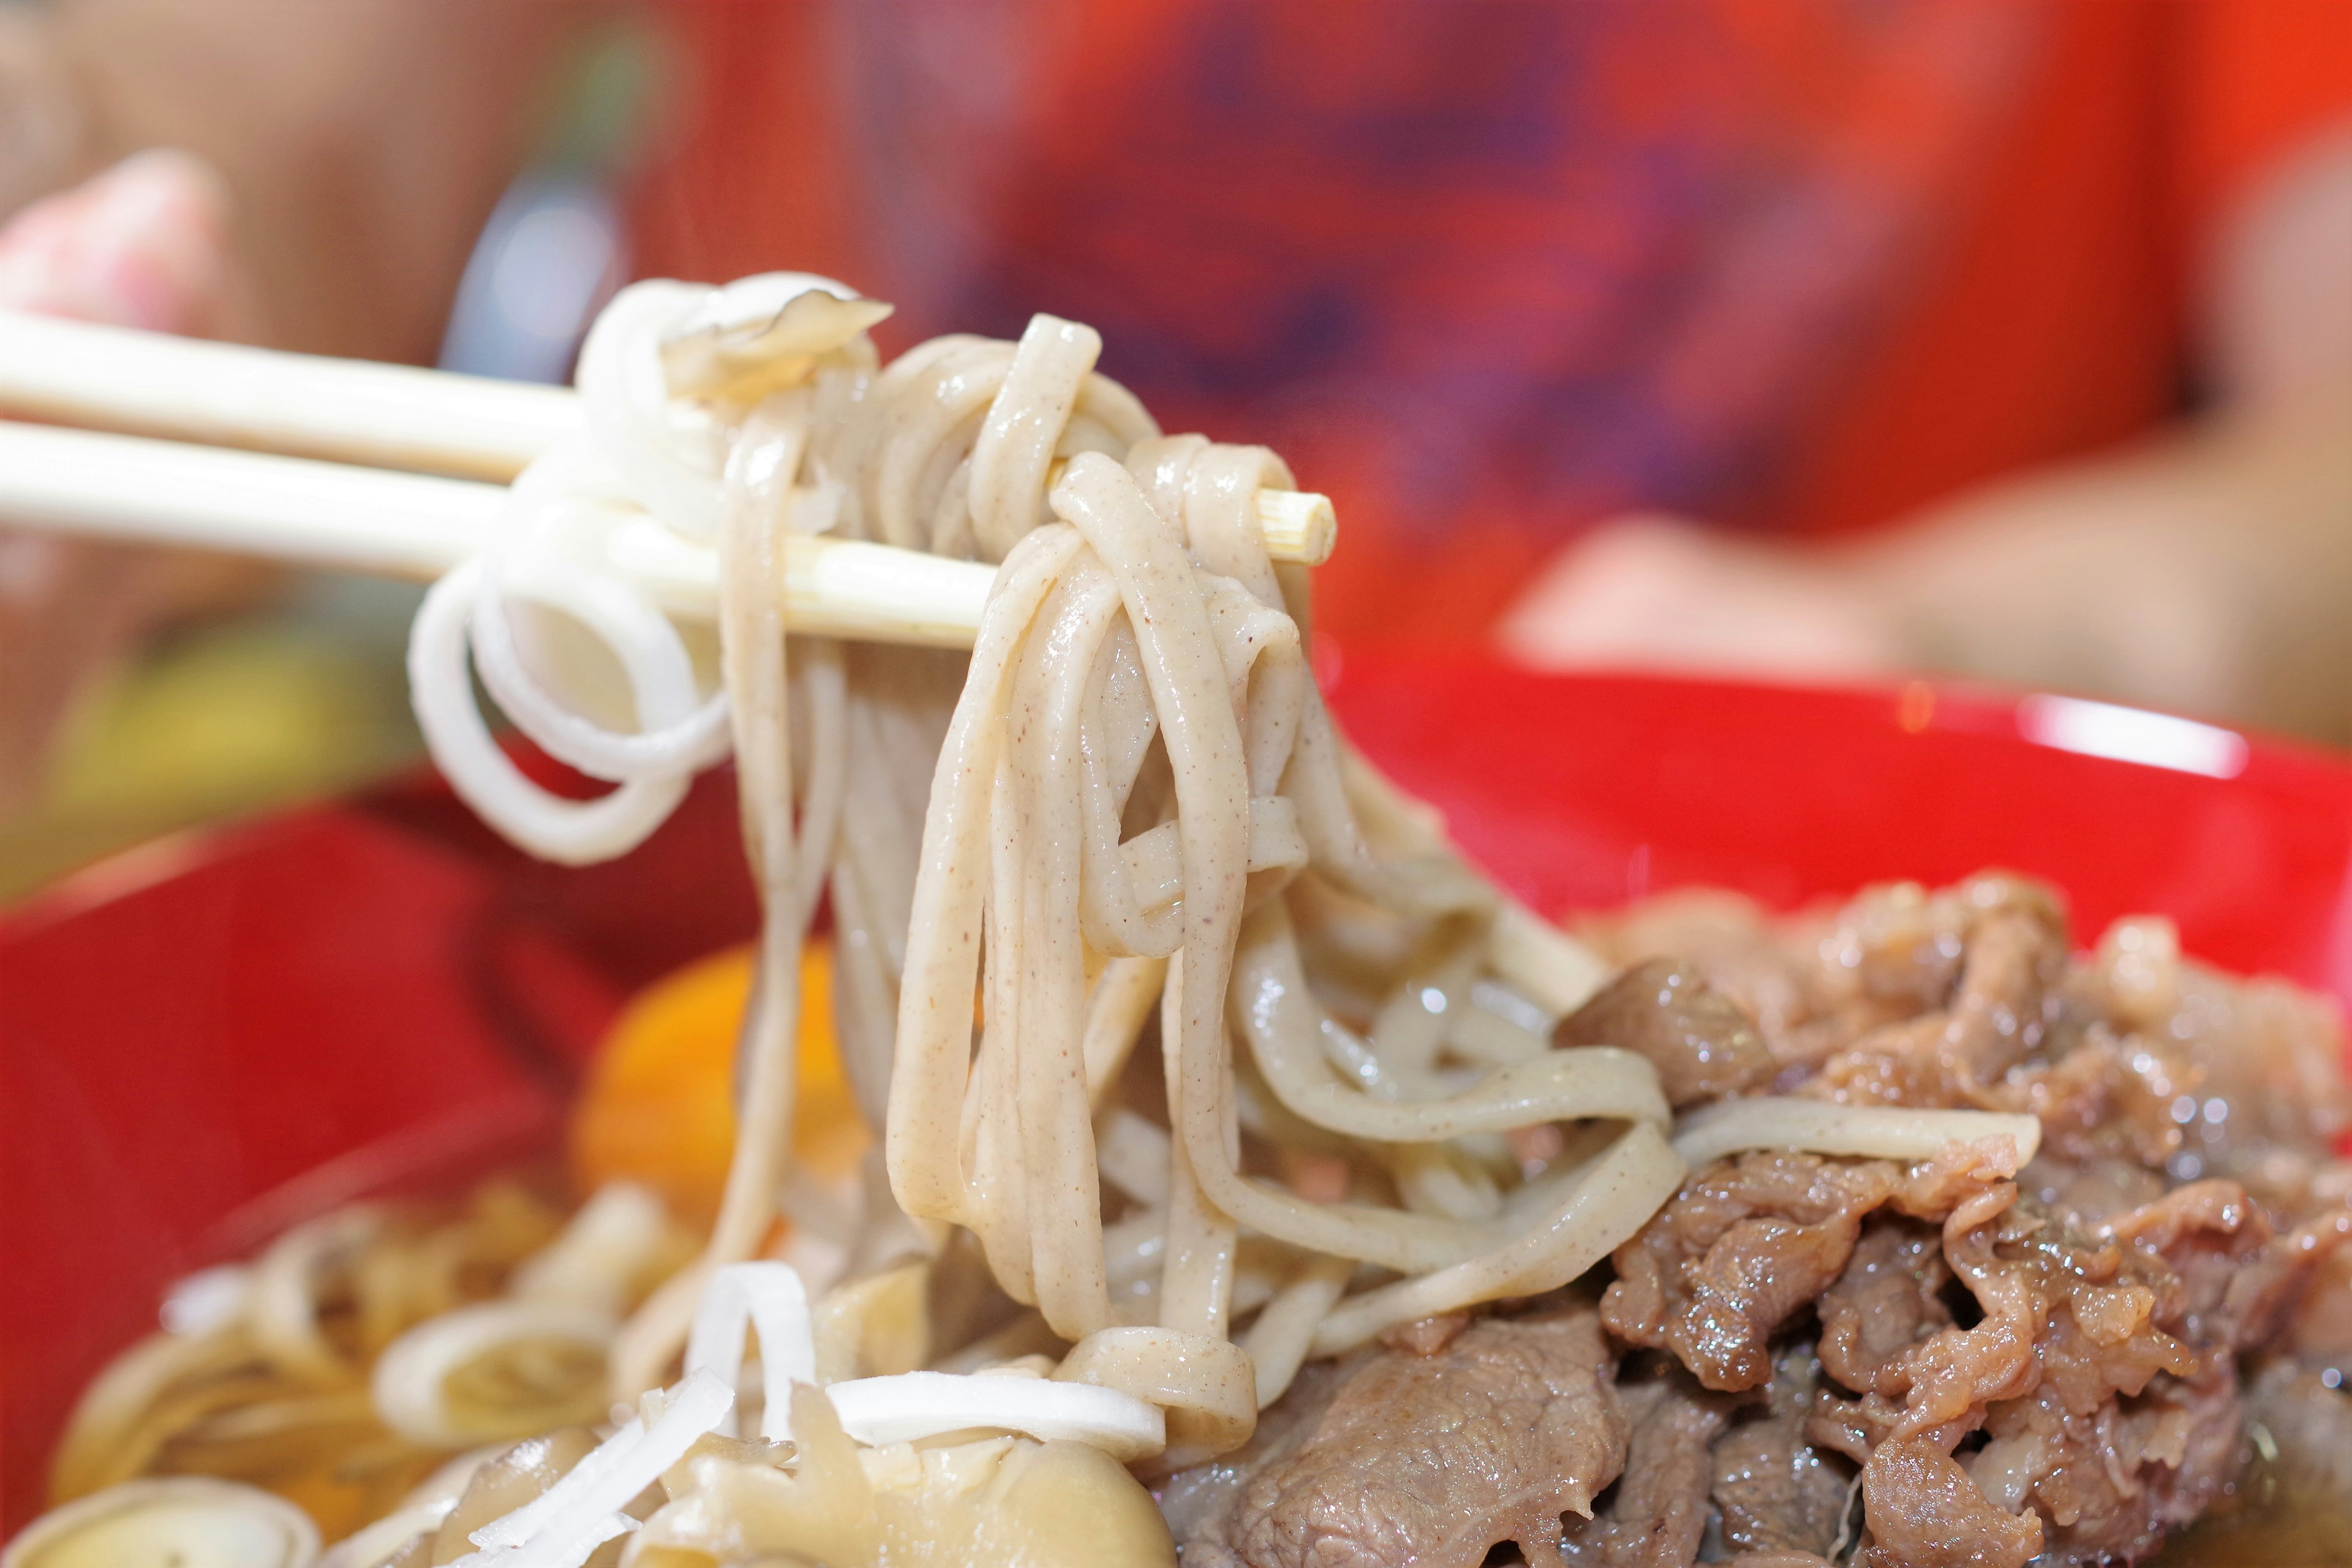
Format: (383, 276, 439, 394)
(1496, 513, 1905, 684)
(0, 149, 237, 815)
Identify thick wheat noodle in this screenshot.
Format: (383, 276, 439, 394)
(396, 279, 1686, 1467)
(872, 317, 1682, 1428)
(610, 398, 810, 1400)
(1240, 1253, 1353, 1407)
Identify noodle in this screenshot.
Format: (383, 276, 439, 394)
(23, 270, 2352, 1568)
(27, 271, 2158, 1567)
(405, 273, 1686, 1441)
(1670, 1097, 2043, 1169)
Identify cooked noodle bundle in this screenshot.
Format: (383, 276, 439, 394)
(396, 273, 2030, 1449)
(20, 274, 2075, 1568)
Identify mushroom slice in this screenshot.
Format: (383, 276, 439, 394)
(1, 1477, 320, 1568)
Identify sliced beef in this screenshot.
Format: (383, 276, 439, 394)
(1997, 1026, 2193, 1172)
(1604, 1154, 1903, 1393)
(2158, 964, 2352, 1164)
(1814, 880, 2067, 1110)
(1556, 1370, 1729, 1566)
(1171, 1308, 1628, 1568)
(2291, 1242, 2352, 1354)
(1158, 1354, 1353, 1557)
(1969, 1369, 2245, 1566)
(1858, 1436, 2043, 1568)
(1711, 1344, 1852, 1558)
(1589, 889, 1830, 1069)
(1554, 959, 1775, 1108)
(1564, 870, 2352, 1567)
(1806, 1177, 2332, 1566)
(1603, 1144, 2016, 1394)
(1816, 1220, 1952, 1400)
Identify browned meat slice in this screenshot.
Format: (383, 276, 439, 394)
(1587, 888, 1829, 1068)
(1556, 1371, 1729, 1566)
(1604, 1153, 1901, 1392)
(1999, 1027, 2193, 1172)
(1858, 1435, 2043, 1568)
(1172, 1308, 1628, 1568)
(2100, 1180, 2351, 1358)
(1806, 1175, 2340, 1566)
(2292, 1240, 2352, 1354)
(1158, 1355, 1352, 1558)
(1969, 1370, 2245, 1566)
(1816, 1219, 1953, 1400)
(1603, 1145, 2011, 1394)
(1554, 959, 1775, 1108)
(2019, 1153, 2166, 1231)
(1815, 883, 2067, 1109)
(1573, 869, 2352, 1564)
(2157, 963, 2352, 1163)
(1712, 1345, 1853, 1558)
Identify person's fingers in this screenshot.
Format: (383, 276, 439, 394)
(0, 149, 242, 815)
(0, 146, 232, 334)
(1494, 514, 1904, 681)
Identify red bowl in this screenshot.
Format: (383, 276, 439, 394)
(5, 661, 2350, 1530)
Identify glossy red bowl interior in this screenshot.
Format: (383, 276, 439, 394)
(6, 660, 2351, 1530)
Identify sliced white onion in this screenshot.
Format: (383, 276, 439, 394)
(510, 1183, 671, 1315)
(685, 1262, 816, 1441)
(469, 552, 729, 786)
(407, 561, 690, 866)
(458, 1370, 733, 1568)
(825, 1371, 1166, 1462)
(575, 281, 725, 540)
(2, 1478, 320, 1568)
(371, 1300, 617, 1448)
(1671, 1097, 2043, 1169)
(249, 1208, 383, 1384)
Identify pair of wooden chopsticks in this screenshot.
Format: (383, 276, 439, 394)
(0, 311, 1336, 649)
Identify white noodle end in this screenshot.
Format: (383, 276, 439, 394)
(826, 1371, 1167, 1461)
(1671, 1097, 2043, 1170)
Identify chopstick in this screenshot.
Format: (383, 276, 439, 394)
(0, 309, 579, 480)
(0, 310, 1338, 649)
(0, 421, 1002, 646)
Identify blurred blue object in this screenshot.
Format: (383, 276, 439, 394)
(437, 172, 624, 385)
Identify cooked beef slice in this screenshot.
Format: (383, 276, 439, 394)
(1812, 880, 2067, 1109)
(1711, 1346, 1852, 1558)
(1159, 1354, 1354, 1558)
(1585, 889, 1829, 1069)
(1815, 1219, 1953, 1401)
(1555, 959, 1775, 1109)
(1604, 1153, 1905, 1394)
(1858, 1435, 2045, 1568)
(1169, 1308, 1628, 1568)
(1603, 1143, 2016, 1393)
(1556, 1370, 1729, 1566)
(1968, 1369, 2245, 1566)
(1807, 1172, 2351, 1566)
